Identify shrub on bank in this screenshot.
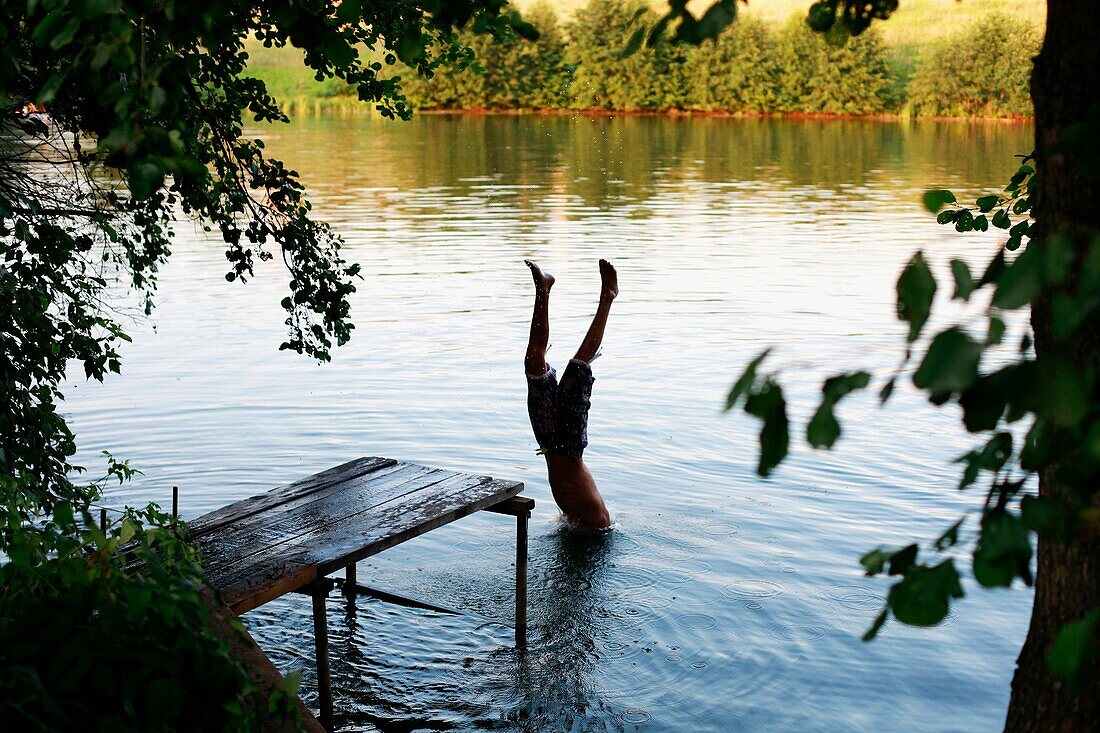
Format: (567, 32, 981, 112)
(377, 7, 1037, 118)
(564, 0, 692, 111)
(402, 2, 570, 110)
(772, 17, 894, 114)
(907, 14, 1039, 117)
(683, 17, 778, 113)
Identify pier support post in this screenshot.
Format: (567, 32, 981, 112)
(304, 579, 335, 731)
(343, 562, 356, 600)
(486, 495, 534, 648)
(516, 510, 528, 647)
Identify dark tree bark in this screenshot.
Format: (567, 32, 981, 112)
(1004, 1, 1100, 731)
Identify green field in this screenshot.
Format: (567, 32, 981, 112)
(244, 0, 1045, 115)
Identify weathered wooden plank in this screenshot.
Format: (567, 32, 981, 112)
(219, 558, 318, 615)
(199, 464, 454, 575)
(305, 477, 522, 575)
(189, 456, 395, 538)
(197, 462, 428, 567)
(206, 472, 503, 594)
(201, 460, 416, 546)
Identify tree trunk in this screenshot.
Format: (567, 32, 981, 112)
(1004, 1, 1100, 731)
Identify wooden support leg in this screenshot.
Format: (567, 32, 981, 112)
(516, 511, 528, 647)
(343, 562, 356, 599)
(312, 588, 333, 731)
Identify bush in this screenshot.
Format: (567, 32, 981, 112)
(772, 16, 895, 114)
(403, 2, 570, 110)
(683, 16, 778, 113)
(306, 7, 1030, 118)
(0, 498, 274, 731)
(907, 14, 1039, 118)
(564, 0, 691, 111)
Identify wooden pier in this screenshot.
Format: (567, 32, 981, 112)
(193, 456, 532, 731)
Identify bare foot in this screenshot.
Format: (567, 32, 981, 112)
(599, 259, 618, 301)
(525, 259, 555, 295)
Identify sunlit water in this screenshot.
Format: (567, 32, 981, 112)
(66, 116, 1035, 732)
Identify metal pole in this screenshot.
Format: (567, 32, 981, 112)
(100, 507, 107, 534)
(312, 589, 333, 731)
(516, 511, 528, 647)
(171, 485, 178, 524)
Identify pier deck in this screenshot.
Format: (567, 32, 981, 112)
(194, 456, 531, 730)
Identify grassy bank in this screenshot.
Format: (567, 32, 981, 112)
(243, 0, 1043, 118)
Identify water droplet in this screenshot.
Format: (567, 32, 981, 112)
(675, 613, 718, 630)
(722, 580, 783, 599)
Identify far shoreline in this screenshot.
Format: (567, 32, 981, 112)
(413, 107, 1035, 124)
(276, 101, 1035, 125)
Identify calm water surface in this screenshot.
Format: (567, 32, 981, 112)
(67, 116, 1035, 732)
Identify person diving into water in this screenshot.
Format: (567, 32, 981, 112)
(524, 258, 617, 530)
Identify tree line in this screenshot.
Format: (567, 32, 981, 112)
(392, 1, 1037, 118)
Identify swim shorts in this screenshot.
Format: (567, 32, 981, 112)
(526, 359, 595, 460)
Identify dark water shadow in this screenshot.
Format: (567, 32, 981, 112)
(497, 525, 629, 732)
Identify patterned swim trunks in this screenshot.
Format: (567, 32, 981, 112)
(526, 359, 595, 460)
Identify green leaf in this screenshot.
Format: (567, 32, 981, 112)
(975, 195, 1000, 213)
(992, 209, 1011, 229)
(862, 608, 888, 641)
(119, 518, 136, 544)
(887, 544, 919, 576)
(979, 250, 1006, 286)
(646, 15, 672, 47)
(807, 400, 840, 449)
(959, 368, 1021, 433)
(1047, 612, 1100, 692)
(697, 0, 738, 40)
(887, 560, 963, 627)
(992, 244, 1041, 310)
(396, 32, 425, 64)
(878, 376, 896, 404)
(861, 548, 889, 576)
(806, 2, 837, 32)
(744, 380, 789, 477)
(934, 519, 964, 551)
(823, 21, 851, 46)
(128, 158, 165, 201)
(913, 327, 982, 401)
(955, 209, 974, 232)
(1020, 495, 1073, 539)
(511, 20, 540, 41)
(725, 349, 770, 411)
(807, 371, 870, 448)
(923, 189, 957, 213)
(896, 252, 937, 342)
(619, 26, 646, 58)
(53, 501, 74, 528)
(973, 510, 1032, 588)
(950, 259, 975, 301)
(986, 316, 1005, 346)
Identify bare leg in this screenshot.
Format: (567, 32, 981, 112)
(573, 259, 618, 363)
(524, 260, 555, 376)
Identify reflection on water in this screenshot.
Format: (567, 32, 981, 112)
(65, 115, 1034, 732)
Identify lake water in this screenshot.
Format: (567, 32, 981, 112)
(67, 115, 1035, 732)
